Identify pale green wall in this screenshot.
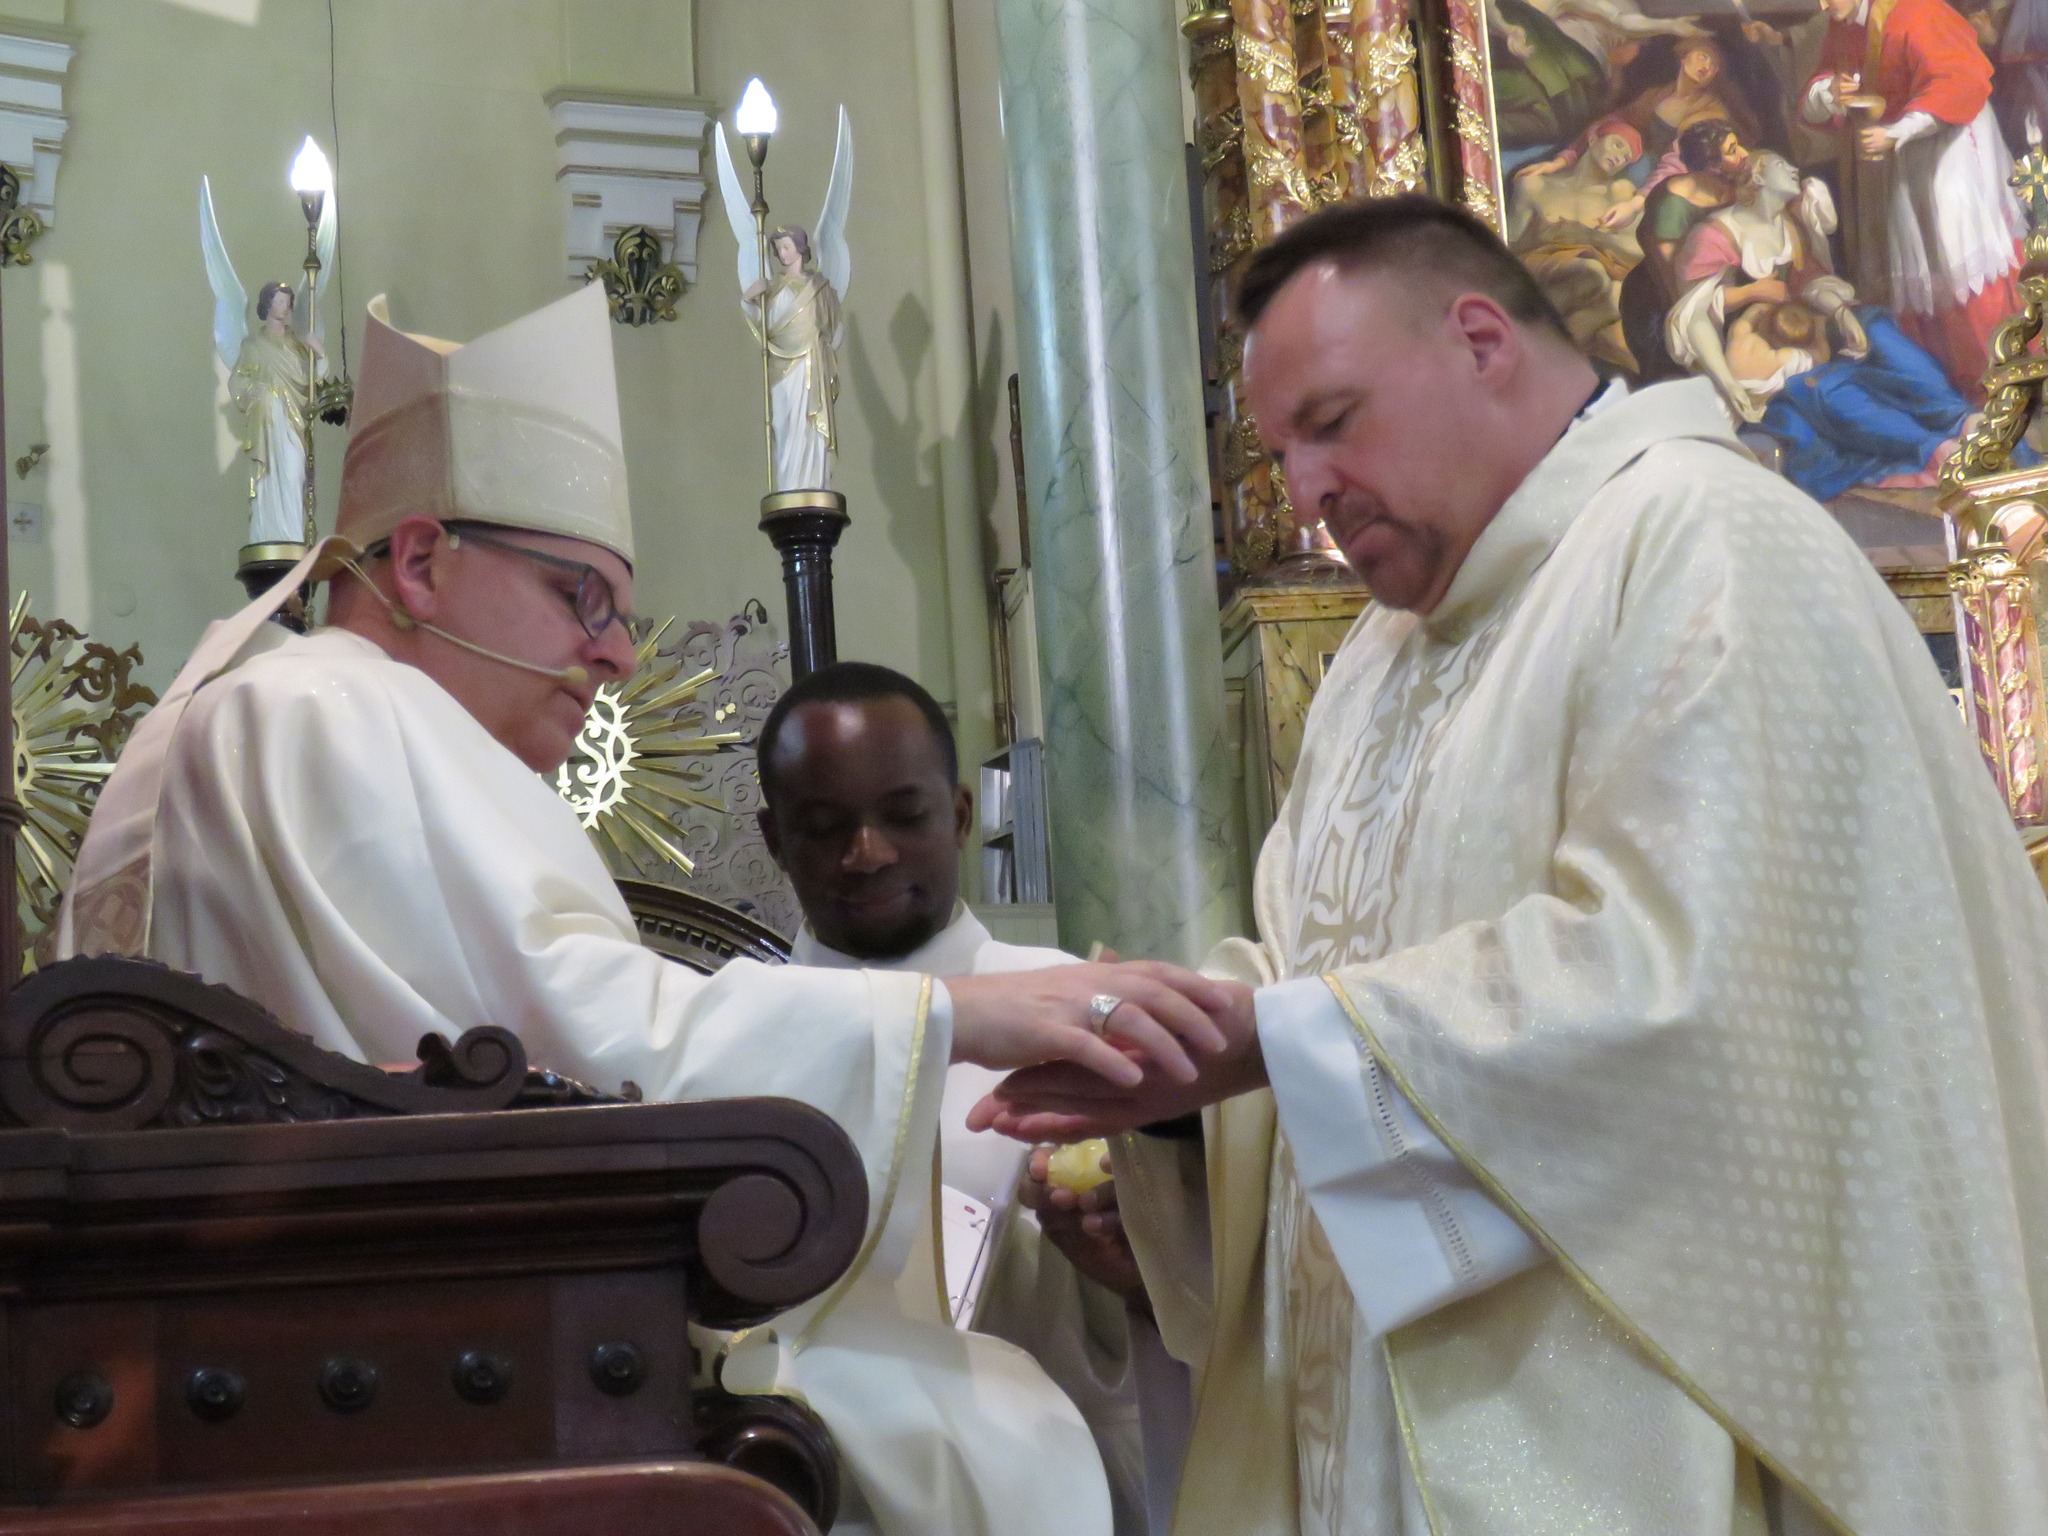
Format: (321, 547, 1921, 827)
(3, 0, 978, 708)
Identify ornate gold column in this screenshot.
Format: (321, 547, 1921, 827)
(1353, 0, 1425, 194)
(1185, 9, 1270, 572)
(1318, 0, 1363, 197)
(1232, 0, 1312, 240)
(1935, 147, 2048, 834)
(1227, 0, 1320, 576)
(1437, 0, 1502, 228)
(1186, 0, 1427, 588)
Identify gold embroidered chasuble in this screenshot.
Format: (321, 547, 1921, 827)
(1123, 378, 2048, 1536)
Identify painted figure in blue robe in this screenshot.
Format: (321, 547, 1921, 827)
(1761, 307, 1972, 502)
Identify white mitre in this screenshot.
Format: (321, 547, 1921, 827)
(334, 281, 633, 565)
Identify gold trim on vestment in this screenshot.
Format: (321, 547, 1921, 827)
(1322, 975, 1857, 1536)
(794, 972, 937, 1351)
(1382, 1335, 1447, 1536)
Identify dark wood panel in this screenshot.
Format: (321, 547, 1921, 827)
(0, 1462, 819, 1535)
(0, 1100, 866, 1327)
(0, 956, 854, 1529)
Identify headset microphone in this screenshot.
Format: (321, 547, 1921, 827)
(345, 560, 590, 690)
(398, 613, 590, 689)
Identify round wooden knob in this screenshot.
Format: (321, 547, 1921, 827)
(452, 1350, 513, 1406)
(589, 1340, 646, 1397)
(186, 1367, 246, 1423)
(53, 1370, 112, 1430)
(317, 1356, 379, 1414)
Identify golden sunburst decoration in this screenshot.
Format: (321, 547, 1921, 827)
(10, 594, 157, 965)
(555, 619, 744, 875)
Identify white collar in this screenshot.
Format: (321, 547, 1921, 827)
(1580, 375, 1629, 422)
(789, 900, 991, 974)
(1422, 377, 1737, 642)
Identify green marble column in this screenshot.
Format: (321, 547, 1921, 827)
(995, 0, 1236, 966)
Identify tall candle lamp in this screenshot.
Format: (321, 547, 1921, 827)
(735, 78, 778, 488)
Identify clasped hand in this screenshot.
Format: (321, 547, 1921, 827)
(946, 961, 1263, 1143)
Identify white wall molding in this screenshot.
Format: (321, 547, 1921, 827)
(546, 89, 713, 286)
(0, 28, 74, 223)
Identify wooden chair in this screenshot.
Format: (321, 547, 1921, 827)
(619, 879, 792, 972)
(0, 954, 854, 1534)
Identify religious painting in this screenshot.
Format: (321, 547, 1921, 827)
(1430, 0, 2045, 519)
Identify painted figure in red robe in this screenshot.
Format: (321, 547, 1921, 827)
(1804, 0, 2027, 397)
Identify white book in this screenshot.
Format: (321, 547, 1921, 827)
(939, 1182, 1005, 1330)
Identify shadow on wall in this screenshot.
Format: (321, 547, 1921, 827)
(967, 310, 1008, 552)
(844, 297, 1011, 690)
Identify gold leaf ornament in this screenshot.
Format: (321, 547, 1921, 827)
(1358, 26, 1416, 101)
(554, 619, 744, 876)
(10, 596, 158, 968)
(1234, 30, 1300, 96)
(1370, 134, 1427, 196)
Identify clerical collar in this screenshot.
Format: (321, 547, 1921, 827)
(1422, 377, 1732, 643)
(1577, 375, 1628, 425)
(789, 900, 987, 973)
(1538, 376, 1627, 463)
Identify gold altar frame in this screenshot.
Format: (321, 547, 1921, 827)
(1407, 0, 1504, 231)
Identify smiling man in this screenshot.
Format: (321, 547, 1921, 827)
(979, 196, 2048, 1536)
(755, 661, 1192, 1536)
(58, 285, 1239, 1536)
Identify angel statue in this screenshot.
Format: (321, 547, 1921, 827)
(199, 173, 337, 549)
(714, 107, 853, 493)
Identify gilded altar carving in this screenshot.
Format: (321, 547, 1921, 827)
(1187, 0, 1423, 585)
(557, 601, 800, 937)
(1933, 146, 2048, 830)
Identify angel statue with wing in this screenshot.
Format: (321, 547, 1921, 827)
(715, 106, 853, 493)
(200, 161, 337, 549)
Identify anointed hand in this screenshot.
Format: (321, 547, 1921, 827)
(967, 977, 1264, 1142)
(946, 961, 1235, 1091)
(1018, 1145, 1149, 1302)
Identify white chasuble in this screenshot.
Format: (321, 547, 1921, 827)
(1121, 379, 2048, 1536)
(794, 906, 1194, 1536)
(57, 623, 1108, 1536)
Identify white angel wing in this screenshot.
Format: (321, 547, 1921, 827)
(714, 123, 763, 297)
(814, 106, 854, 304)
(198, 176, 248, 371)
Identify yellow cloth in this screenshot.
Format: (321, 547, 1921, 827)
(1123, 379, 2048, 1536)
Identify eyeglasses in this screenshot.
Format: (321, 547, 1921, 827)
(446, 524, 631, 640)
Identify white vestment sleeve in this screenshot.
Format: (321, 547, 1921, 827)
(1885, 108, 1937, 145)
(1257, 975, 1542, 1337)
(144, 645, 952, 1255)
(1799, 74, 1838, 124)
